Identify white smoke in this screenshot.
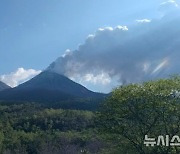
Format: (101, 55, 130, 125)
(0, 68, 41, 87)
(47, 2, 180, 92)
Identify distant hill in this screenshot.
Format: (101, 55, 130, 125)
(0, 81, 11, 91)
(0, 71, 107, 110)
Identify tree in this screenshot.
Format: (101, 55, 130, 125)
(97, 76, 180, 154)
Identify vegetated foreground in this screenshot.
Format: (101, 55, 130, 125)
(0, 103, 108, 154)
(0, 76, 180, 154)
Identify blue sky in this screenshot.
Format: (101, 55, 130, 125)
(1, 0, 180, 92)
(0, 0, 162, 74)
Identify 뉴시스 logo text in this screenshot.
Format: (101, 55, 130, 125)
(144, 135, 180, 147)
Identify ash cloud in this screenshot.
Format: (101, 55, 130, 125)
(47, 4, 180, 92)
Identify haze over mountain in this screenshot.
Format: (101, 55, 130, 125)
(0, 81, 11, 91)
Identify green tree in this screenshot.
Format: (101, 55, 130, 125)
(97, 77, 180, 154)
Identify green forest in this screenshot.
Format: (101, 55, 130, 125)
(1, 76, 180, 154)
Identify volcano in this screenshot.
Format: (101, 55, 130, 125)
(0, 71, 106, 110)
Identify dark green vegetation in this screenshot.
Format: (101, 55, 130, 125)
(97, 76, 180, 154)
(0, 103, 108, 154)
(0, 76, 180, 154)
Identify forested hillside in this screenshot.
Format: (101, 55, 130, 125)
(0, 103, 108, 154)
(0, 76, 180, 154)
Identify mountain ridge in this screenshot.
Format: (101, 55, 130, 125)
(16, 71, 103, 97)
(0, 71, 106, 110)
(0, 81, 11, 91)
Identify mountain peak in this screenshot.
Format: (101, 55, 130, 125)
(0, 71, 106, 107)
(17, 71, 96, 97)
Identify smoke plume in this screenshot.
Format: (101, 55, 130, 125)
(47, 4, 180, 92)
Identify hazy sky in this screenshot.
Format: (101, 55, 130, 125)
(0, 0, 180, 92)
